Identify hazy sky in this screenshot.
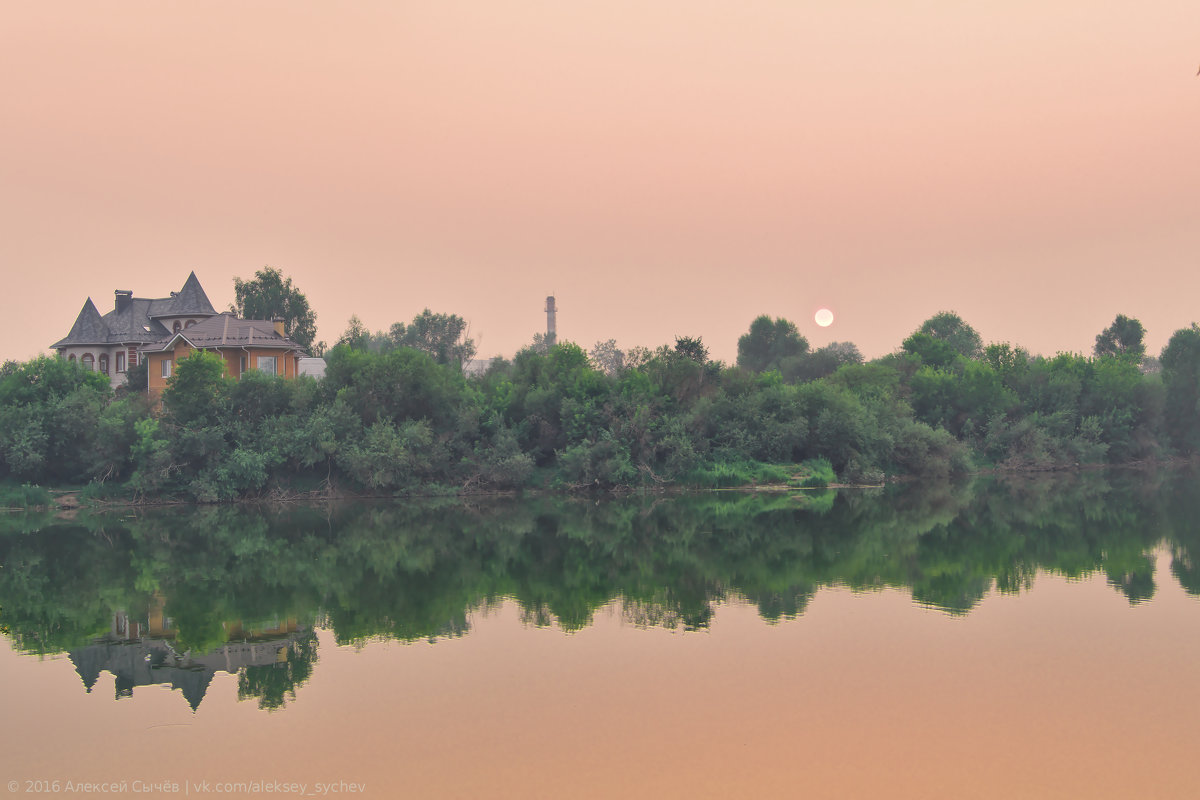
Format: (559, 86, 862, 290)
(4, 1, 1198, 364)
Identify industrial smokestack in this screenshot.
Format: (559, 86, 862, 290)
(545, 296, 557, 346)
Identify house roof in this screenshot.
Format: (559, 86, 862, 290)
(139, 313, 307, 355)
(51, 272, 218, 349)
(147, 271, 217, 319)
(52, 298, 111, 348)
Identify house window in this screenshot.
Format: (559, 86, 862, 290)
(116, 352, 126, 373)
(173, 321, 182, 333)
(185, 319, 195, 328)
(161, 359, 172, 379)
(98, 354, 109, 375)
(68, 354, 76, 362)
(257, 355, 278, 376)
(81, 353, 94, 371)
(240, 356, 247, 373)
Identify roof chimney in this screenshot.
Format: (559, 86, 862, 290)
(115, 290, 133, 314)
(272, 318, 286, 337)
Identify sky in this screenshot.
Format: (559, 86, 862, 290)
(3, 1, 1198, 364)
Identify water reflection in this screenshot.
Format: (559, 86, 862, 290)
(3, 467, 1200, 710)
(69, 606, 315, 710)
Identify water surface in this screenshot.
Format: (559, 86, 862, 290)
(3, 471, 1199, 798)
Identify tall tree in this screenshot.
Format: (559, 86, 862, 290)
(737, 316, 809, 372)
(1160, 324, 1200, 454)
(674, 335, 709, 364)
(232, 267, 318, 350)
(912, 311, 983, 360)
(589, 339, 625, 376)
(1094, 314, 1146, 362)
(392, 309, 477, 367)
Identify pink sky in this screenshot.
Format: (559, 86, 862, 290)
(3, 1, 1198, 364)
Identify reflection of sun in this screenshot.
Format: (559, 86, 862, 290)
(815, 308, 834, 327)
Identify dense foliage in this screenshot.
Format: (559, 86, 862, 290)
(0, 310, 1193, 501)
(232, 266, 319, 351)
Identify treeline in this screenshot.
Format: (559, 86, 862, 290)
(3, 309, 1200, 500)
(3, 470, 1198, 660)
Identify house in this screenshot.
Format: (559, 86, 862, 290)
(50, 272, 219, 387)
(140, 312, 308, 394)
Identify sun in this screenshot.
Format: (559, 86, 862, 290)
(814, 308, 834, 328)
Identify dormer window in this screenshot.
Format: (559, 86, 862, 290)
(173, 321, 182, 333)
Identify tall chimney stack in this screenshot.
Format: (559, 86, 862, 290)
(545, 296, 557, 346)
(115, 290, 132, 314)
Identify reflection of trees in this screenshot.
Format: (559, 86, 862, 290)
(4, 468, 1200, 667)
(237, 630, 319, 711)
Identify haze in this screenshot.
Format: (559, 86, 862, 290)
(3, 1, 1198, 363)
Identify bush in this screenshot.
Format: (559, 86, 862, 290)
(0, 482, 52, 508)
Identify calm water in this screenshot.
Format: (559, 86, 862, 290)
(3, 470, 1200, 798)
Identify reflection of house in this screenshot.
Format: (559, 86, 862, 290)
(68, 607, 308, 711)
(50, 272, 219, 388)
(140, 312, 308, 395)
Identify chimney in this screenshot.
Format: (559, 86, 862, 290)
(545, 296, 557, 346)
(115, 290, 133, 314)
(272, 318, 286, 337)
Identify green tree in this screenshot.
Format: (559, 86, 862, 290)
(336, 315, 372, 351)
(589, 339, 625, 376)
(391, 309, 477, 367)
(122, 357, 149, 393)
(737, 316, 809, 373)
(232, 267, 318, 350)
(674, 336, 709, 364)
(1160, 324, 1200, 454)
(1094, 314, 1146, 362)
(913, 311, 983, 360)
(162, 350, 230, 429)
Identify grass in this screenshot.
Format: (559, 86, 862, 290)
(0, 482, 53, 509)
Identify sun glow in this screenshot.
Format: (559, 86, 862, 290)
(815, 308, 834, 328)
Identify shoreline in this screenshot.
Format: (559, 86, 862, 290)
(5, 455, 1191, 515)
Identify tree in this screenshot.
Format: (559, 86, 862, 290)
(589, 339, 625, 376)
(162, 350, 229, 428)
(392, 309, 477, 367)
(737, 316, 809, 372)
(784, 341, 863, 382)
(674, 336, 709, 364)
(232, 267, 318, 350)
(122, 358, 149, 393)
(1160, 324, 1200, 453)
(1095, 314, 1146, 362)
(913, 311, 983, 360)
(336, 315, 372, 351)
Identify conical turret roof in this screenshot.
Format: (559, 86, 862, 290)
(50, 298, 110, 347)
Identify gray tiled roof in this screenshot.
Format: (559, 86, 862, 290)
(51, 298, 111, 347)
(140, 313, 307, 354)
(147, 271, 217, 319)
(51, 273, 218, 349)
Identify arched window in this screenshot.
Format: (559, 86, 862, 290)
(173, 321, 182, 333)
(185, 319, 196, 328)
(68, 354, 76, 362)
(98, 354, 109, 376)
(81, 353, 94, 371)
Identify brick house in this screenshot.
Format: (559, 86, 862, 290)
(140, 313, 308, 394)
